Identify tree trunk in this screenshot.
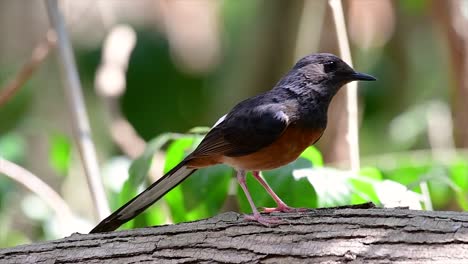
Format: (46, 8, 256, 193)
(432, 0, 468, 148)
(1, 205, 468, 263)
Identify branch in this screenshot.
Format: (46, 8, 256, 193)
(329, 0, 361, 173)
(0, 158, 75, 235)
(45, 0, 110, 219)
(1, 206, 467, 263)
(0, 30, 56, 107)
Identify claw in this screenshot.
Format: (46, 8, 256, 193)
(262, 205, 309, 213)
(243, 213, 283, 226)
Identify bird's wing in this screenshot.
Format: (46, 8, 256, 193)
(192, 102, 292, 158)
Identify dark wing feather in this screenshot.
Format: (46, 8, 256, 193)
(192, 100, 292, 158)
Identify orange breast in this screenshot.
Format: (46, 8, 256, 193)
(221, 126, 323, 171)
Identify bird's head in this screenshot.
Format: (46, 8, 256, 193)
(295, 53, 375, 85)
(278, 53, 376, 98)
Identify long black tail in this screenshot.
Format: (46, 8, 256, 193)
(90, 160, 197, 233)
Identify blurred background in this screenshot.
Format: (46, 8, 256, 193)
(0, 0, 467, 247)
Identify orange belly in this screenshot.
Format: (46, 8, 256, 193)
(221, 126, 323, 171)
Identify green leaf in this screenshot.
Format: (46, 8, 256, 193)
(374, 180, 422, 209)
(163, 136, 200, 222)
(123, 200, 166, 230)
(48, 134, 72, 175)
(164, 136, 232, 222)
(455, 192, 468, 211)
(142, 202, 167, 226)
(450, 160, 468, 192)
(428, 178, 452, 209)
(350, 167, 383, 205)
(449, 160, 468, 210)
(163, 137, 196, 172)
(299, 168, 352, 208)
(128, 133, 174, 187)
(300, 146, 323, 167)
(360, 167, 384, 181)
(382, 164, 431, 187)
(115, 179, 139, 230)
(178, 165, 231, 221)
(413, 166, 454, 210)
(116, 133, 184, 230)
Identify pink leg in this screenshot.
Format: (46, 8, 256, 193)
(236, 170, 281, 225)
(252, 171, 306, 213)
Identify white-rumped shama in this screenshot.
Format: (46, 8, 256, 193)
(90, 53, 376, 233)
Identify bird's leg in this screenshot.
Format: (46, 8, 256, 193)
(236, 170, 281, 225)
(252, 171, 306, 213)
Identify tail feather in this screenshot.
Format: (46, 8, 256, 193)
(90, 160, 197, 233)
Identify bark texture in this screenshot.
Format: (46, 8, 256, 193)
(1, 205, 468, 263)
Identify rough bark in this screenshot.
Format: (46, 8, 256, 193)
(1, 205, 468, 264)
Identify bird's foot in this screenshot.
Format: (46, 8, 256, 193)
(243, 213, 283, 226)
(262, 204, 308, 213)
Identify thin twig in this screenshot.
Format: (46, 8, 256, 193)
(0, 30, 57, 107)
(329, 0, 360, 173)
(45, 0, 110, 220)
(0, 157, 75, 233)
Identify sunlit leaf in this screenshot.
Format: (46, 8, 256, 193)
(450, 160, 468, 192)
(125, 201, 166, 230)
(300, 146, 324, 167)
(163, 136, 198, 222)
(374, 180, 422, 209)
(350, 167, 384, 204)
(455, 192, 468, 211)
(146, 134, 229, 224)
(360, 167, 384, 181)
(163, 137, 195, 172)
(447, 160, 468, 210)
(295, 168, 352, 208)
(48, 134, 71, 175)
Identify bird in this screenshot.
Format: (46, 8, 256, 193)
(90, 53, 376, 233)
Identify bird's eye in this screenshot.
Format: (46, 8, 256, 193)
(323, 61, 336, 73)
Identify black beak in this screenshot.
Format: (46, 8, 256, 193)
(351, 72, 376, 81)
